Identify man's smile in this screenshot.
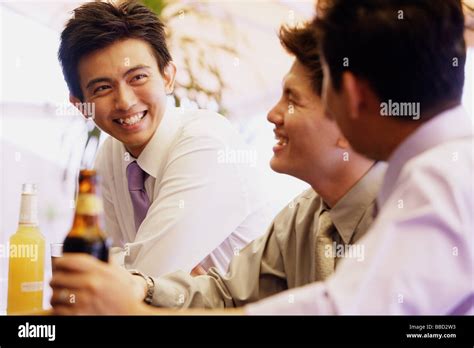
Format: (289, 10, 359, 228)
(273, 129, 289, 153)
(113, 110, 148, 126)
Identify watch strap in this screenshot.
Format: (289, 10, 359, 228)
(129, 269, 155, 305)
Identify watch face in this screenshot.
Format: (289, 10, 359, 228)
(143, 275, 155, 304)
(129, 270, 154, 303)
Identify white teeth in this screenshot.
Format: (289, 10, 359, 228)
(117, 111, 145, 125)
(276, 136, 288, 146)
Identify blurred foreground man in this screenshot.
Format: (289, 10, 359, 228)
(246, 0, 473, 314)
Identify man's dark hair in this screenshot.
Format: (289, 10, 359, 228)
(58, 0, 172, 101)
(315, 0, 466, 116)
(279, 24, 324, 96)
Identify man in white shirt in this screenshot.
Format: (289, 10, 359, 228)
(246, 0, 473, 314)
(58, 1, 270, 277)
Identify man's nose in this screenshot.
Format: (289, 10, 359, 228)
(267, 103, 284, 126)
(115, 85, 138, 111)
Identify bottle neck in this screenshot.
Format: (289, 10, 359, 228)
(75, 192, 103, 215)
(18, 193, 38, 226)
(68, 192, 104, 239)
(71, 214, 100, 227)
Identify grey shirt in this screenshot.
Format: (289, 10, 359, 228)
(151, 163, 386, 308)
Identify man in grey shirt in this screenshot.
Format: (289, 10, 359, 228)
(50, 23, 385, 315)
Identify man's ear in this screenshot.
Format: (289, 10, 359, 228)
(341, 72, 380, 122)
(336, 135, 350, 150)
(163, 62, 177, 94)
(69, 95, 89, 119)
(340, 71, 364, 121)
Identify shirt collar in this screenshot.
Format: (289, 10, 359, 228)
(328, 161, 387, 244)
(121, 106, 182, 179)
(378, 105, 473, 206)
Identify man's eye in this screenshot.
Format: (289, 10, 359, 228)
(131, 74, 147, 82)
(94, 85, 110, 94)
(287, 101, 296, 114)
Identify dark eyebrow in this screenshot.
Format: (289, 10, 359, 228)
(86, 77, 112, 90)
(85, 64, 152, 90)
(281, 76, 302, 102)
(123, 64, 151, 77)
(284, 85, 302, 102)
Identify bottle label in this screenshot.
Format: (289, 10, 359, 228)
(76, 194, 103, 216)
(21, 281, 43, 292)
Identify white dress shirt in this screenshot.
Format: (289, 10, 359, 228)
(246, 105, 473, 315)
(95, 106, 271, 277)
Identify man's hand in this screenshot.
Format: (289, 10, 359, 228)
(50, 253, 246, 316)
(50, 253, 150, 315)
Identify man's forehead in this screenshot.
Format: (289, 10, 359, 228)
(79, 42, 159, 91)
(282, 69, 307, 96)
(285, 60, 309, 84)
(282, 71, 297, 88)
(79, 39, 156, 76)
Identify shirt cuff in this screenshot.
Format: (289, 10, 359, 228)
(151, 271, 191, 308)
(244, 282, 337, 315)
(109, 246, 125, 267)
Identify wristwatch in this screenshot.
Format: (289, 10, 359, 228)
(129, 269, 155, 305)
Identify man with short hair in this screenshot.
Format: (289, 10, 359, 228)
(58, 0, 271, 278)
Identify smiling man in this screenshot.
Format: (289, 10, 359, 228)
(50, 22, 386, 315)
(245, 0, 473, 315)
(58, 1, 271, 277)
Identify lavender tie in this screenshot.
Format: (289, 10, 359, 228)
(126, 161, 151, 231)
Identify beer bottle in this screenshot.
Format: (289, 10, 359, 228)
(63, 169, 109, 261)
(7, 183, 45, 314)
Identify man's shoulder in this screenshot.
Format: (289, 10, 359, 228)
(402, 136, 473, 187)
(272, 188, 320, 229)
(176, 108, 239, 143)
(391, 137, 473, 228)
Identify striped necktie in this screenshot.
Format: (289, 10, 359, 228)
(314, 210, 336, 281)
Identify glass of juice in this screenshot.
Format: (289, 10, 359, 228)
(50, 243, 63, 276)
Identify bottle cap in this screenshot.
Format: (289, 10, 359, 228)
(22, 183, 37, 195)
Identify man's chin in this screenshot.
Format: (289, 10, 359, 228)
(269, 157, 290, 175)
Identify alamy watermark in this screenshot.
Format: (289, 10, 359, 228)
(0, 243, 38, 262)
(18, 322, 55, 341)
(380, 99, 420, 120)
(217, 147, 257, 167)
(55, 102, 95, 119)
(325, 242, 365, 262)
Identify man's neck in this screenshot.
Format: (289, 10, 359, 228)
(309, 156, 375, 208)
(126, 134, 155, 158)
(378, 101, 462, 160)
(126, 145, 145, 159)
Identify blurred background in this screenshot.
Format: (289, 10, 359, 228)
(0, 0, 473, 312)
